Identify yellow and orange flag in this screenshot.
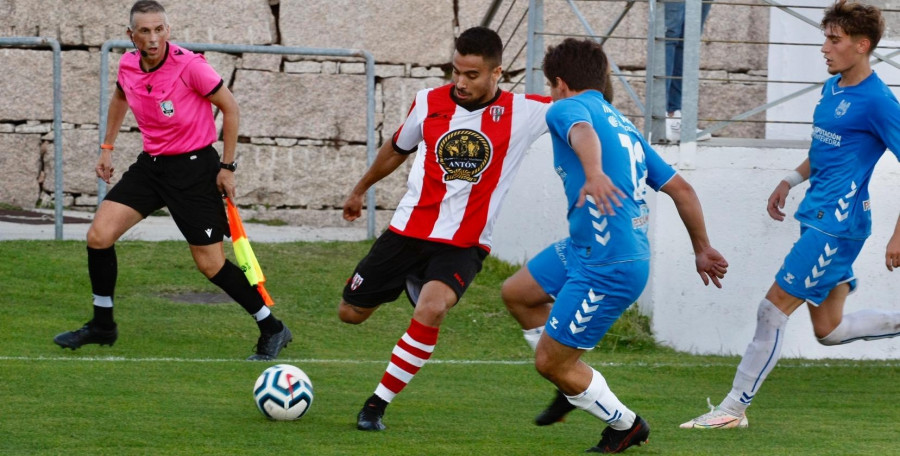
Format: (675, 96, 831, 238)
(225, 197, 274, 306)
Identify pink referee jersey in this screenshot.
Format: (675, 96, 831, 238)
(390, 84, 551, 251)
(117, 42, 223, 155)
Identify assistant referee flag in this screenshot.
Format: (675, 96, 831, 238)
(225, 197, 274, 306)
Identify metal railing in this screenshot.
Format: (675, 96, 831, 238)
(483, 0, 900, 144)
(98, 40, 379, 239)
(0, 37, 64, 239)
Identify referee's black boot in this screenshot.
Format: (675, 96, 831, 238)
(53, 321, 118, 350)
(247, 323, 292, 361)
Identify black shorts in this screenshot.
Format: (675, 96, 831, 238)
(104, 145, 229, 246)
(343, 230, 489, 308)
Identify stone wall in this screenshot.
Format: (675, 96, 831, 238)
(0, 0, 769, 225)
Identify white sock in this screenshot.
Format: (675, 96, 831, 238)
(523, 326, 543, 351)
(818, 309, 900, 345)
(720, 299, 788, 416)
(565, 368, 636, 430)
(92, 294, 113, 308)
(253, 306, 271, 322)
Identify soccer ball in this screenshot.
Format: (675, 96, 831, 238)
(253, 364, 314, 420)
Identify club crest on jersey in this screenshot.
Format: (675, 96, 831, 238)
(160, 100, 174, 117)
(490, 106, 504, 122)
(834, 99, 851, 118)
(436, 128, 491, 182)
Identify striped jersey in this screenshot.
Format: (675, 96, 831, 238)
(389, 84, 551, 251)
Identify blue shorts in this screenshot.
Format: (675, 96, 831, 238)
(775, 226, 862, 305)
(527, 239, 650, 350)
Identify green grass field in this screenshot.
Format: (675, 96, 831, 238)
(1, 240, 897, 455)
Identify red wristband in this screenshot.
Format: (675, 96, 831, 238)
(100, 143, 114, 150)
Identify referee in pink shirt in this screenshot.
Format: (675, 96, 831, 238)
(53, 0, 292, 361)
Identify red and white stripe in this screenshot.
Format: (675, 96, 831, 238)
(374, 319, 439, 402)
(389, 84, 550, 251)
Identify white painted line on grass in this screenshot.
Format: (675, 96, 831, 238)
(1, 355, 897, 368)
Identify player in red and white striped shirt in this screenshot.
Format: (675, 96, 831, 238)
(340, 26, 551, 431)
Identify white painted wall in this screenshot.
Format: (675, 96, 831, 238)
(492, 1, 900, 361)
(766, 0, 900, 140)
(493, 140, 900, 359)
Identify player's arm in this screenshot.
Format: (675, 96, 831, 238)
(97, 86, 129, 184)
(767, 157, 810, 221)
(568, 122, 626, 215)
(342, 140, 410, 221)
(660, 174, 728, 288)
(208, 85, 240, 200)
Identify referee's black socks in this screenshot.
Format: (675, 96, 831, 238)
(209, 260, 282, 333)
(87, 246, 117, 329)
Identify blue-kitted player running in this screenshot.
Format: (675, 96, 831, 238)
(681, 0, 900, 430)
(501, 37, 729, 453)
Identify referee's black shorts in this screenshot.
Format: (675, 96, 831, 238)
(342, 229, 489, 308)
(104, 144, 229, 246)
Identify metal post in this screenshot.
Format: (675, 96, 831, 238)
(50, 39, 64, 240)
(0, 37, 64, 239)
(525, 0, 545, 94)
(680, 0, 703, 144)
(97, 40, 114, 202)
(645, 0, 667, 142)
(364, 52, 377, 240)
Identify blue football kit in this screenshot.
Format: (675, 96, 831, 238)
(528, 90, 676, 349)
(777, 72, 900, 304)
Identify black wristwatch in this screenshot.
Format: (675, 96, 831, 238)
(220, 161, 237, 172)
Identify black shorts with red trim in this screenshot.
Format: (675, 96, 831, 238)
(103, 145, 229, 246)
(342, 229, 488, 308)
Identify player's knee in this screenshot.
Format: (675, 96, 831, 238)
(195, 263, 219, 279)
(500, 281, 518, 311)
(86, 225, 115, 249)
(816, 322, 846, 346)
(533, 350, 560, 382)
(338, 301, 371, 325)
(817, 332, 842, 345)
(192, 256, 224, 279)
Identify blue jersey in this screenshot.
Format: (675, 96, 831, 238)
(796, 72, 900, 239)
(546, 90, 676, 265)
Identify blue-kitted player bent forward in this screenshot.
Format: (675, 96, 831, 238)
(501, 38, 729, 453)
(681, 0, 900, 430)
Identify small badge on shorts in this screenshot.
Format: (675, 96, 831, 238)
(160, 100, 174, 117)
(349, 272, 364, 291)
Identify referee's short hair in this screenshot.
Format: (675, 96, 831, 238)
(130, 0, 168, 30)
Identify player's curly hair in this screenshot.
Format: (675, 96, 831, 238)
(455, 27, 503, 69)
(822, 0, 884, 53)
(542, 38, 613, 102)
